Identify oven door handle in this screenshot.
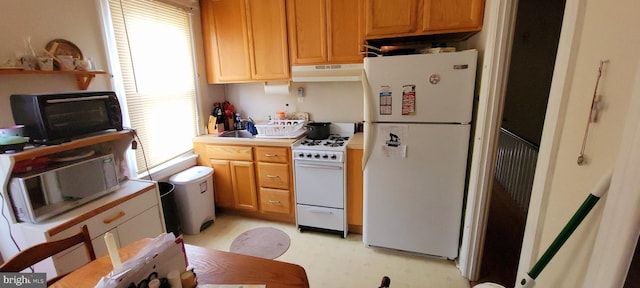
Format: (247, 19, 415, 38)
(310, 209, 334, 215)
(296, 164, 343, 170)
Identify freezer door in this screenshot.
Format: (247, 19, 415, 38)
(363, 123, 470, 259)
(364, 50, 477, 123)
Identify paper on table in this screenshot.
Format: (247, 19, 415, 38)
(96, 233, 187, 288)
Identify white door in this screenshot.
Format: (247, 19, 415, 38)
(364, 50, 477, 123)
(363, 123, 470, 258)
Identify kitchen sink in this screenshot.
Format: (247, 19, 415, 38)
(218, 130, 255, 138)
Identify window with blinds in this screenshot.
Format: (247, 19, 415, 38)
(108, 0, 198, 174)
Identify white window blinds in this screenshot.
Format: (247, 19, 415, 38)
(108, 0, 198, 174)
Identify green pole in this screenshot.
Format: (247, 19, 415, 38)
(527, 193, 601, 279)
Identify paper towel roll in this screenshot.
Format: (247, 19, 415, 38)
(264, 82, 290, 95)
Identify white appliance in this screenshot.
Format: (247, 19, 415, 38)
(363, 50, 478, 259)
(292, 123, 354, 238)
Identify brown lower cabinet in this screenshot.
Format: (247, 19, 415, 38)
(194, 141, 365, 232)
(255, 147, 293, 217)
(194, 143, 295, 223)
(230, 160, 258, 211)
(347, 148, 364, 233)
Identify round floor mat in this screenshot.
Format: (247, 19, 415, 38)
(229, 227, 291, 259)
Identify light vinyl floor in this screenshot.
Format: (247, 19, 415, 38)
(183, 214, 470, 288)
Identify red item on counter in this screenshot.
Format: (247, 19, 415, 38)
(13, 157, 52, 173)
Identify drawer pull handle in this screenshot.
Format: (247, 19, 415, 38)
(310, 209, 333, 215)
(267, 175, 280, 178)
(268, 200, 281, 205)
(103, 211, 125, 224)
(265, 154, 278, 157)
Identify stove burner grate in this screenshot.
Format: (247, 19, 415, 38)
(328, 135, 350, 142)
(301, 140, 323, 146)
(324, 141, 344, 147)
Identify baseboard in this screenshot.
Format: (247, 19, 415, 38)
(216, 208, 296, 224)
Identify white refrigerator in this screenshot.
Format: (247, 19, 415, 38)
(362, 50, 477, 259)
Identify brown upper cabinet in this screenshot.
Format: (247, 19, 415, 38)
(201, 0, 290, 83)
(287, 0, 365, 65)
(365, 0, 485, 39)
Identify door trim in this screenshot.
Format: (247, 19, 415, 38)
(458, 0, 519, 280)
(514, 0, 586, 281)
(462, 0, 637, 285)
(459, 0, 584, 282)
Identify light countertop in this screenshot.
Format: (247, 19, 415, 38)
(348, 133, 363, 150)
(194, 132, 364, 149)
(193, 133, 303, 147)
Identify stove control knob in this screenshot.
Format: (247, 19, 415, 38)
(314, 154, 320, 159)
(331, 154, 337, 160)
(322, 154, 329, 159)
(298, 153, 305, 158)
(306, 153, 312, 158)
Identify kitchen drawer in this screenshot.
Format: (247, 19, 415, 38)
(257, 162, 290, 189)
(260, 188, 291, 214)
(255, 147, 289, 163)
(296, 204, 344, 231)
(116, 205, 164, 245)
(45, 188, 157, 263)
(90, 205, 162, 258)
(84, 189, 158, 240)
(51, 205, 163, 275)
(48, 187, 158, 242)
(207, 145, 253, 161)
(52, 239, 101, 276)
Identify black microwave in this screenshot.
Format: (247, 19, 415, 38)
(10, 91, 124, 145)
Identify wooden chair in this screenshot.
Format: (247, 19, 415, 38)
(379, 276, 391, 287)
(0, 225, 96, 285)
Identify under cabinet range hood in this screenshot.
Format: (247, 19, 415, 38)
(291, 63, 364, 82)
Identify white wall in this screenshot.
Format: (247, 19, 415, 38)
(0, 0, 222, 260)
(0, 0, 223, 132)
(225, 81, 364, 123)
(0, 0, 112, 128)
(526, 0, 640, 286)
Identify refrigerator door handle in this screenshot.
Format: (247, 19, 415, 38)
(362, 122, 375, 169)
(362, 71, 374, 169)
(362, 71, 374, 124)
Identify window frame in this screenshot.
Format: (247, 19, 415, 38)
(98, 0, 204, 179)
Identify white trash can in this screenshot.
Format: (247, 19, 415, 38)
(169, 166, 215, 234)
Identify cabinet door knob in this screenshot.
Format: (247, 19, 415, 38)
(268, 200, 281, 205)
(103, 211, 126, 224)
(266, 175, 279, 178)
(265, 153, 277, 157)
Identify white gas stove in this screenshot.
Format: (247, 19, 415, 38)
(292, 135, 351, 163)
(291, 123, 353, 161)
(291, 123, 353, 238)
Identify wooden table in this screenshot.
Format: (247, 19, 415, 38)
(51, 239, 309, 288)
